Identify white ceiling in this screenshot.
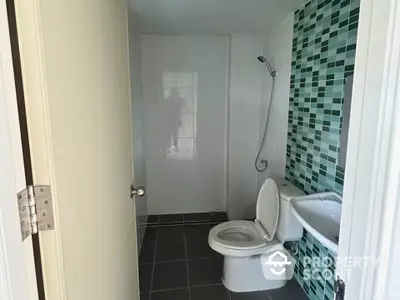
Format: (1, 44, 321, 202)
(130, 0, 308, 35)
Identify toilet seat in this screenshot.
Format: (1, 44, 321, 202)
(209, 221, 269, 257)
(208, 178, 281, 257)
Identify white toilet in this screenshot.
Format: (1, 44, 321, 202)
(208, 178, 305, 292)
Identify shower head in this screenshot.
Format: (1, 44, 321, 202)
(257, 56, 267, 63)
(257, 56, 276, 77)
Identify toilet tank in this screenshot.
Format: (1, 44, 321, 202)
(275, 179, 305, 242)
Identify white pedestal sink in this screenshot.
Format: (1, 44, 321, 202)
(290, 192, 342, 254)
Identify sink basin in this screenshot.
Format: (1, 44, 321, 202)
(290, 192, 342, 254)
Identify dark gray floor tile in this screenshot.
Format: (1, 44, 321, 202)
(267, 279, 308, 300)
(186, 236, 216, 259)
(158, 214, 184, 225)
(185, 224, 218, 259)
(152, 261, 188, 290)
(139, 263, 153, 294)
(188, 257, 223, 286)
(143, 227, 158, 244)
(156, 236, 185, 261)
(140, 240, 156, 263)
(156, 226, 186, 261)
(229, 290, 271, 300)
(190, 284, 230, 300)
(147, 215, 159, 224)
(157, 225, 185, 240)
(140, 293, 150, 300)
(150, 288, 190, 300)
(184, 223, 213, 237)
(183, 212, 212, 222)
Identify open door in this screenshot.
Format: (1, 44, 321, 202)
(11, 0, 140, 299)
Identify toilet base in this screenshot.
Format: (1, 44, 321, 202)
(221, 254, 287, 292)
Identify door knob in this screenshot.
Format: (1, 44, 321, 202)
(131, 185, 145, 198)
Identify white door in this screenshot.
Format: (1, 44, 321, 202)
(0, 0, 39, 298)
(337, 0, 400, 299)
(13, 0, 139, 299)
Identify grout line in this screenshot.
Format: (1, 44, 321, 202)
(227, 288, 232, 300)
(150, 286, 188, 294)
(266, 290, 274, 300)
(151, 256, 220, 265)
(139, 262, 155, 266)
(153, 259, 186, 264)
(190, 283, 223, 288)
(145, 220, 226, 228)
(182, 227, 192, 300)
(148, 227, 159, 300)
(151, 283, 225, 293)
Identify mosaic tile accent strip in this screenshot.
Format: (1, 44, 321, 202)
(285, 0, 360, 299)
(286, 231, 336, 300)
(286, 0, 360, 195)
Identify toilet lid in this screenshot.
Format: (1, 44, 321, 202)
(256, 178, 279, 241)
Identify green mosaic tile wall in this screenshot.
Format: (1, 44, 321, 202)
(286, 0, 360, 194)
(286, 232, 337, 300)
(284, 0, 360, 299)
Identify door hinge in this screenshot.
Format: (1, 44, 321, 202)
(334, 277, 346, 300)
(18, 185, 54, 241)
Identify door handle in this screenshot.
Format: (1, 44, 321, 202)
(130, 185, 145, 198)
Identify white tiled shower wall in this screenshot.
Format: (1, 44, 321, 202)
(227, 35, 264, 219)
(228, 16, 294, 219)
(141, 36, 228, 214)
(257, 15, 295, 191)
(137, 20, 294, 218)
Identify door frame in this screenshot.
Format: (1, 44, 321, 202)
(9, 0, 68, 298)
(337, 0, 400, 299)
(5, 0, 46, 297)
(0, 0, 39, 298)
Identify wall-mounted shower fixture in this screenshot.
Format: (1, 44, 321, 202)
(257, 56, 277, 78)
(255, 56, 276, 172)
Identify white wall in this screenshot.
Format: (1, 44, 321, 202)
(257, 15, 294, 191)
(128, 9, 147, 249)
(227, 35, 264, 219)
(141, 35, 228, 214)
(227, 16, 293, 220)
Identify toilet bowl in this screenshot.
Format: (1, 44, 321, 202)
(208, 178, 305, 292)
